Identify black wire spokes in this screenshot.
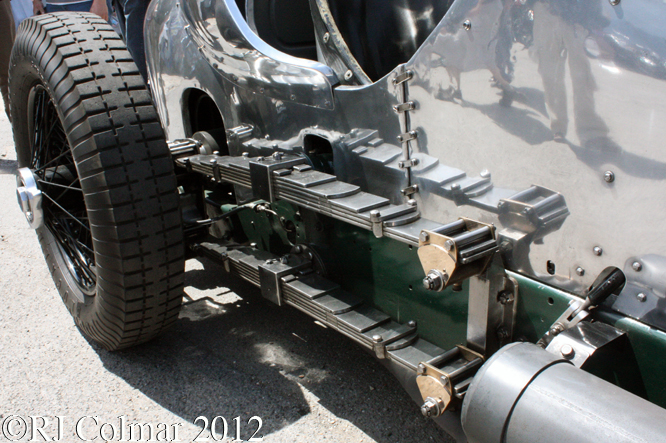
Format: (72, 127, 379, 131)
(31, 86, 96, 294)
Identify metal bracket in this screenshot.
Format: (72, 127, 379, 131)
(249, 155, 307, 201)
(398, 158, 420, 169)
(418, 218, 498, 290)
(393, 101, 416, 113)
(416, 346, 484, 417)
(397, 130, 418, 143)
(467, 257, 517, 356)
(401, 184, 419, 197)
(393, 70, 413, 85)
(498, 185, 569, 240)
(258, 257, 310, 306)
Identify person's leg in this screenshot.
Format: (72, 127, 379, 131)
(0, 0, 15, 120)
(118, 0, 148, 81)
(45, 1, 92, 12)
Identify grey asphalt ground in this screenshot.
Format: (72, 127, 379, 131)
(0, 95, 453, 442)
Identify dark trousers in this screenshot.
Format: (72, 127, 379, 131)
(113, 0, 149, 81)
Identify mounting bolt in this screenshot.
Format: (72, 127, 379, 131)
(421, 398, 440, 418)
(560, 344, 575, 358)
(604, 170, 615, 183)
(419, 231, 430, 243)
(407, 199, 417, 207)
(632, 261, 643, 272)
(423, 270, 447, 291)
(593, 246, 603, 256)
(550, 323, 565, 336)
(444, 240, 455, 251)
(407, 320, 417, 328)
(417, 363, 426, 375)
(322, 32, 330, 43)
(462, 19, 472, 30)
(523, 207, 533, 215)
(576, 267, 585, 276)
(372, 334, 383, 343)
(480, 169, 491, 179)
(637, 293, 647, 302)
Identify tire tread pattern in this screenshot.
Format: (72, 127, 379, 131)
(10, 13, 184, 351)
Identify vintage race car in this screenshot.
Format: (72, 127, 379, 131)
(9, 0, 666, 441)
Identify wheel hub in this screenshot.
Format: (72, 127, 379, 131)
(16, 167, 43, 229)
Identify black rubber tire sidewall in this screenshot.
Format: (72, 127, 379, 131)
(10, 13, 185, 350)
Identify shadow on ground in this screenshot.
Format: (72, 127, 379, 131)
(93, 257, 452, 442)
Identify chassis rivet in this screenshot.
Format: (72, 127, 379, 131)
(637, 293, 647, 302)
(463, 19, 472, 30)
(561, 344, 575, 358)
(323, 32, 330, 43)
(344, 70, 353, 81)
(575, 267, 585, 276)
(451, 183, 461, 191)
(408, 320, 417, 328)
(632, 261, 643, 272)
(372, 335, 383, 343)
(593, 246, 603, 256)
(604, 170, 615, 183)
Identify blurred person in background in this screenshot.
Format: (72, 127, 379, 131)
(32, 0, 107, 20)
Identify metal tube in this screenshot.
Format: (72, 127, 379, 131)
(462, 343, 666, 443)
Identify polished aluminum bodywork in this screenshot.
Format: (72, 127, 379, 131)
(145, 0, 666, 330)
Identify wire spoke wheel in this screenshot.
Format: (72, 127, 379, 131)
(10, 13, 184, 350)
(28, 86, 96, 295)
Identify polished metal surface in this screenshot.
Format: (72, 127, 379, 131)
(145, 0, 666, 330)
(15, 167, 43, 229)
(462, 342, 666, 443)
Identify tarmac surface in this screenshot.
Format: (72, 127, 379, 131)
(0, 94, 454, 442)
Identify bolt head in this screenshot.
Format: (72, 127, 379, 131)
(407, 199, 417, 207)
(419, 231, 430, 243)
(423, 276, 434, 290)
(576, 267, 585, 276)
(637, 292, 647, 302)
(417, 363, 426, 375)
(323, 32, 330, 43)
(344, 70, 353, 81)
(407, 320, 417, 328)
(604, 170, 615, 183)
(593, 246, 603, 256)
(480, 169, 490, 178)
(293, 245, 303, 254)
(462, 19, 472, 30)
(451, 183, 461, 191)
(561, 344, 575, 358)
(632, 261, 643, 272)
(372, 334, 383, 343)
(444, 240, 455, 251)
(609, 0, 620, 5)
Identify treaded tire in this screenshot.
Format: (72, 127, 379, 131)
(10, 13, 185, 350)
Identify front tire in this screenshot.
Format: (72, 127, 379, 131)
(10, 13, 185, 350)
